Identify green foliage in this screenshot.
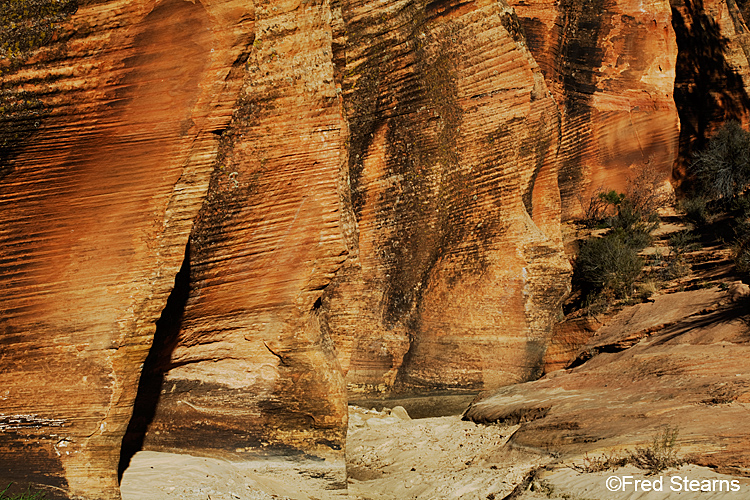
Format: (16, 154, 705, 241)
(627, 426, 683, 475)
(579, 189, 624, 227)
(0, 484, 46, 500)
(679, 196, 709, 226)
(600, 189, 625, 206)
(573, 163, 671, 310)
(733, 209, 750, 276)
(574, 231, 644, 303)
(690, 120, 750, 201)
(608, 202, 658, 250)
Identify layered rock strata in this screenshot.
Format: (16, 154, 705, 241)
(5, 0, 733, 496)
(671, 0, 750, 179)
(321, 0, 571, 395)
(509, 0, 680, 217)
(463, 288, 750, 475)
(131, 0, 350, 467)
(0, 0, 252, 497)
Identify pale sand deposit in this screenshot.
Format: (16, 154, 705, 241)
(120, 405, 748, 500)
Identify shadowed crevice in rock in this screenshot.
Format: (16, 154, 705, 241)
(555, 0, 614, 210)
(118, 242, 191, 480)
(671, 0, 750, 179)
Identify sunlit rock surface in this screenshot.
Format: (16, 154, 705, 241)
(128, 0, 350, 467)
(463, 288, 750, 476)
(0, 0, 252, 497)
(3, 0, 750, 497)
(509, 0, 680, 216)
(321, 0, 571, 396)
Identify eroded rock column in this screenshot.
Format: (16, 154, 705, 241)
(0, 0, 252, 497)
(134, 0, 350, 476)
(322, 0, 571, 396)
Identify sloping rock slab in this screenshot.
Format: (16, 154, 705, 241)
(464, 287, 750, 477)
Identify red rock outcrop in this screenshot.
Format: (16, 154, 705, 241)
(131, 0, 351, 467)
(463, 287, 750, 475)
(321, 0, 571, 395)
(509, 0, 680, 217)
(671, 0, 750, 180)
(12, 0, 750, 495)
(0, 0, 252, 497)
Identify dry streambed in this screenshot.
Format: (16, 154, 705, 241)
(120, 403, 750, 499)
(119, 406, 549, 500)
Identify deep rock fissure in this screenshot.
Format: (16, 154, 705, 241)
(117, 242, 191, 480)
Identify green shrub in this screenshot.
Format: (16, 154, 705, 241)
(0, 484, 46, 500)
(679, 196, 709, 226)
(690, 120, 750, 201)
(608, 202, 657, 250)
(574, 232, 644, 302)
(580, 189, 624, 227)
(734, 212, 750, 276)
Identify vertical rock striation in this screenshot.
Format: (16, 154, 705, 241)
(133, 0, 351, 468)
(0, 0, 252, 497)
(9, 0, 741, 494)
(509, 0, 680, 216)
(322, 0, 571, 396)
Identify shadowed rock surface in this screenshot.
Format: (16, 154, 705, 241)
(508, 0, 680, 216)
(321, 0, 571, 396)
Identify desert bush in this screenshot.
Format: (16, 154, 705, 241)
(579, 188, 624, 227)
(574, 232, 644, 302)
(679, 196, 709, 226)
(690, 120, 750, 202)
(569, 426, 683, 475)
(626, 159, 672, 220)
(570, 452, 629, 473)
(658, 230, 698, 280)
(733, 212, 750, 276)
(627, 426, 683, 475)
(609, 205, 657, 250)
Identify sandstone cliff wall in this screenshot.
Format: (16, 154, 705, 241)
(510, 0, 680, 216)
(0, 0, 252, 497)
(3, 0, 750, 497)
(131, 0, 351, 465)
(322, 0, 571, 395)
(671, 0, 750, 179)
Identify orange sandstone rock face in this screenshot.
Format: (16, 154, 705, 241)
(131, 0, 350, 465)
(2, 0, 727, 494)
(0, 0, 619, 497)
(510, 0, 680, 217)
(322, 0, 571, 395)
(671, 0, 750, 179)
(0, 0, 252, 497)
